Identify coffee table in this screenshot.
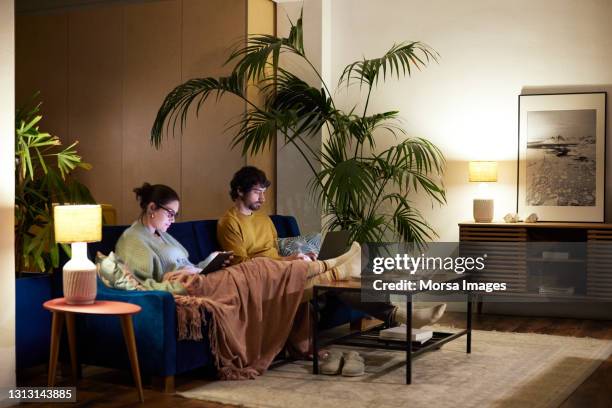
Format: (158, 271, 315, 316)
(312, 276, 472, 384)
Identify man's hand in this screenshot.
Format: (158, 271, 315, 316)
(304, 251, 318, 261)
(223, 253, 234, 267)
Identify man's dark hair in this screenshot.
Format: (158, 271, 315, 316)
(230, 166, 271, 200)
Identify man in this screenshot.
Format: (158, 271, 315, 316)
(217, 166, 312, 264)
(217, 166, 446, 329)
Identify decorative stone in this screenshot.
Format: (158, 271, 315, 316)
(525, 213, 539, 223)
(504, 213, 520, 223)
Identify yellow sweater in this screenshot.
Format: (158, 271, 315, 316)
(217, 207, 280, 264)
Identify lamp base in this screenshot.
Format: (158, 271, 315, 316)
(63, 242, 97, 305)
(63, 268, 97, 305)
(473, 199, 494, 223)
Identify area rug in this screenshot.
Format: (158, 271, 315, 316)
(178, 329, 612, 408)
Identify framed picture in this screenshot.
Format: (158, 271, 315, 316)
(517, 92, 607, 222)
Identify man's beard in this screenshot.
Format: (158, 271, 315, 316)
(248, 202, 263, 211)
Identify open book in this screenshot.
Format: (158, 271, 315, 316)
(379, 326, 433, 343)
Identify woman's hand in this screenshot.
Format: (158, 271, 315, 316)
(176, 267, 201, 275)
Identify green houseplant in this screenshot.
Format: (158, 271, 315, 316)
(15, 97, 95, 275)
(151, 14, 445, 244)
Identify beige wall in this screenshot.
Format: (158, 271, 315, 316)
(275, 1, 326, 234)
(0, 0, 16, 402)
(329, 0, 612, 241)
(17, 0, 276, 224)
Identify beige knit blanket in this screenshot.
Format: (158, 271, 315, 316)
(163, 258, 310, 380)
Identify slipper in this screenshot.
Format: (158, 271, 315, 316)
(341, 351, 365, 377)
(320, 349, 343, 375)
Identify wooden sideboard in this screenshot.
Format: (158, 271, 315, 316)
(458, 222, 612, 302)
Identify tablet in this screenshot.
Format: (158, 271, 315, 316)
(200, 251, 233, 275)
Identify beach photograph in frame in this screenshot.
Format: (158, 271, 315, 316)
(517, 92, 607, 222)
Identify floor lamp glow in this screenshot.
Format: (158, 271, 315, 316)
(469, 161, 497, 223)
(54, 205, 102, 305)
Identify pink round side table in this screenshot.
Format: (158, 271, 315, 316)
(43, 298, 144, 403)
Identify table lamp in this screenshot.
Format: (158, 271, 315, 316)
(54, 204, 102, 305)
(469, 161, 497, 223)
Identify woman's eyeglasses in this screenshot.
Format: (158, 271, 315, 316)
(157, 203, 178, 220)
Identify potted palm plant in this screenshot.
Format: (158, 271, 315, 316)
(151, 13, 445, 244)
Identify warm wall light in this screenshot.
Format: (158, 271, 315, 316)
(468, 161, 497, 222)
(54, 205, 101, 305)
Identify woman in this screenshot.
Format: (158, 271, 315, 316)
(115, 183, 234, 292)
(114, 183, 360, 379)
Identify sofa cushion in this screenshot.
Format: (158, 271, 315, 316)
(277, 233, 322, 257)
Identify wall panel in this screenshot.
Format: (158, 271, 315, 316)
(16, 13, 68, 139)
(180, 0, 246, 220)
(122, 0, 182, 223)
(68, 5, 124, 215)
(16, 0, 277, 223)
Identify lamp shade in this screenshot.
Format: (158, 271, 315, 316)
(469, 161, 498, 182)
(54, 205, 102, 243)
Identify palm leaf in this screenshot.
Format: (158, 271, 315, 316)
(384, 193, 438, 244)
(373, 137, 446, 204)
(229, 109, 292, 156)
(226, 11, 304, 82)
(317, 159, 377, 215)
(151, 73, 247, 148)
(265, 69, 334, 139)
(339, 41, 439, 89)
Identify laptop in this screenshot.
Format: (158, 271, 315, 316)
(318, 230, 351, 260)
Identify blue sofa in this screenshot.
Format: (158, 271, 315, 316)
(64, 215, 357, 390)
(15, 275, 53, 370)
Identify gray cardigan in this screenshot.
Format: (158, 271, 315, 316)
(115, 221, 202, 293)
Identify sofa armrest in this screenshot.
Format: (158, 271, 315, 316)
(76, 280, 178, 376)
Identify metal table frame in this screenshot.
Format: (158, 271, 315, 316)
(312, 280, 472, 384)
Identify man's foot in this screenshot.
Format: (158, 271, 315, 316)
(326, 242, 361, 280)
(392, 303, 447, 329)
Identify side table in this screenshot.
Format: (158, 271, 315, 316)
(43, 298, 144, 402)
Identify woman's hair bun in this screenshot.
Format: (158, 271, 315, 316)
(132, 182, 179, 212)
(133, 182, 154, 209)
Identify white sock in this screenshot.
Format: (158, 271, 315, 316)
(323, 241, 360, 269)
(325, 242, 361, 280)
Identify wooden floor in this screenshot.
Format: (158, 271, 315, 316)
(18, 312, 612, 408)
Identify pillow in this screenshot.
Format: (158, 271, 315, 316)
(277, 233, 322, 257)
(96, 251, 187, 295)
(96, 251, 142, 291)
